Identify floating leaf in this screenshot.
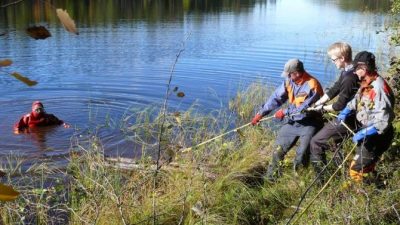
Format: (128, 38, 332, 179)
(0, 183, 19, 201)
(177, 92, 185, 98)
(11, 72, 38, 86)
(0, 170, 5, 177)
(173, 86, 178, 92)
(26, 26, 51, 40)
(0, 59, 12, 67)
(56, 9, 79, 35)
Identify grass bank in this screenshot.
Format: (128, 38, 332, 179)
(1, 78, 400, 224)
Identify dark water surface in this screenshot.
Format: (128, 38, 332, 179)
(0, 0, 392, 161)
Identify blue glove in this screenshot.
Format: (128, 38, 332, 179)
(352, 126, 379, 143)
(337, 107, 352, 122)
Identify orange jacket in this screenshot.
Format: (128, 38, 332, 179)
(258, 72, 324, 121)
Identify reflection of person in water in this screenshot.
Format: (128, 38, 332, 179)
(25, 126, 59, 151)
(14, 101, 70, 134)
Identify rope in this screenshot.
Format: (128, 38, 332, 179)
(181, 115, 275, 153)
(285, 140, 346, 225)
(289, 144, 357, 225)
(287, 115, 357, 225)
(327, 113, 355, 135)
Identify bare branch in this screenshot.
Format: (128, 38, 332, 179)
(152, 32, 191, 225)
(393, 205, 400, 223)
(1, 0, 24, 8)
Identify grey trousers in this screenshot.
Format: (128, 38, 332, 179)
(273, 118, 322, 167)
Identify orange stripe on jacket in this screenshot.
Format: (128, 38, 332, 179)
(285, 72, 324, 107)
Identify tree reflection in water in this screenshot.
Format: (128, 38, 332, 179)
(0, 0, 391, 37)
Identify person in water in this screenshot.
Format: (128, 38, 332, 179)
(14, 101, 70, 133)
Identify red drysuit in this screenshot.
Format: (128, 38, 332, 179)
(14, 101, 64, 131)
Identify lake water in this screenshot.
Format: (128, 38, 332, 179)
(0, 0, 393, 162)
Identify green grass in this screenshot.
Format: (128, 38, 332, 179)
(1, 80, 400, 225)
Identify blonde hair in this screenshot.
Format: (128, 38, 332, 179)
(327, 42, 352, 62)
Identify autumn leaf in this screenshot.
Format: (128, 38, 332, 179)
(0, 59, 12, 67)
(177, 92, 185, 98)
(0, 183, 19, 202)
(26, 26, 51, 40)
(11, 72, 38, 86)
(56, 9, 79, 35)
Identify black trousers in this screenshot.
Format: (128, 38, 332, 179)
(309, 117, 355, 163)
(351, 125, 394, 172)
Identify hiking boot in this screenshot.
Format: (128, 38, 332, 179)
(332, 151, 344, 167)
(311, 161, 326, 185)
(264, 147, 285, 182)
(264, 162, 281, 183)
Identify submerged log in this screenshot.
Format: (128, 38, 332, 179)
(105, 157, 182, 171)
(104, 157, 218, 180)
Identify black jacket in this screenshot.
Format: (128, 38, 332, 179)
(326, 68, 359, 111)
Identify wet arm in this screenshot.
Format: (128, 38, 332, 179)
(14, 115, 29, 132)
